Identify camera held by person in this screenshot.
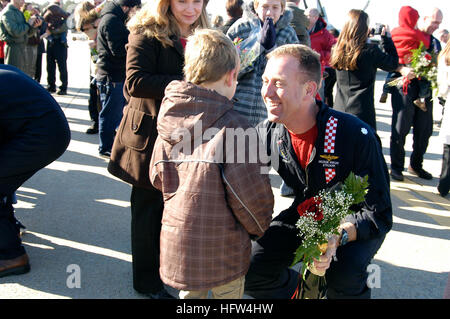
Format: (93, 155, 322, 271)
(370, 23, 385, 36)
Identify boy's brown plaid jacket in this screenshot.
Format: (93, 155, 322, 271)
(150, 81, 274, 291)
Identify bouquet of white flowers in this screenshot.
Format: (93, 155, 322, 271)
(291, 172, 369, 299)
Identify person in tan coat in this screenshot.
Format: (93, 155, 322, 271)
(150, 29, 274, 299)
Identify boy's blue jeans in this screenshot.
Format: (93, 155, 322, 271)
(97, 81, 126, 153)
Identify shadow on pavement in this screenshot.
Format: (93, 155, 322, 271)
(371, 259, 448, 299)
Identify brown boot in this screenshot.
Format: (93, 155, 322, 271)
(379, 92, 388, 103)
(0, 253, 30, 278)
(413, 98, 427, 112)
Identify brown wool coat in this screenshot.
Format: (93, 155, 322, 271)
(107, 33, 184, 188)
(150, 81, 274, 291)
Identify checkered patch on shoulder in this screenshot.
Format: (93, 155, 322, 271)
(324, 116, 338, 183)
(324, 116, 338, 154)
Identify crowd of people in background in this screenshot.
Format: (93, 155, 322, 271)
(0, 0, 70, 94)
(1, 0, 449, 299)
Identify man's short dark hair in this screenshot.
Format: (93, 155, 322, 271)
(117, 0, 141, 8)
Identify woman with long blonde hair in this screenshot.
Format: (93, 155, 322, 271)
(107, 0, 209, 299)
(126, 0, 209, 46)
(330, 9, 398, 131)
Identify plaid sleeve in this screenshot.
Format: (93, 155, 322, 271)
(221, 128, 274, 237)
(222, 161, 274, 237)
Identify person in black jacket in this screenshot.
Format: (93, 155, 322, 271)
(244, 44, 392, 299)
(34, 6, 46, 83)
(0, 65, 70, 278)
(330, 9, 398, 131)
(95, 0, 140, 157)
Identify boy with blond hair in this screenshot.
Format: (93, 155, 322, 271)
(149, 29, 274, 299)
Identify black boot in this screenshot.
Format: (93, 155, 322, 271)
(438, 144, 450, 197)
(86, 122, 99, 134)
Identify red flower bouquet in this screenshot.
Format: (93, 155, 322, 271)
(388, 42, 438, 95)
(297, 197, 324, 221)
(291, 172, 369, 280)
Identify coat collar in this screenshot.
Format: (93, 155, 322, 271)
(170, 35, 184, 57)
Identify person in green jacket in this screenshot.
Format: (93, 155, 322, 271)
(286, 0, 310, 46)
(0, 0, 41, 71)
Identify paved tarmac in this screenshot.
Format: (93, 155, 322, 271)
(0, 34, 449, 299)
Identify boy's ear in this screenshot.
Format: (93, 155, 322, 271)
(225, 68, 237, 87)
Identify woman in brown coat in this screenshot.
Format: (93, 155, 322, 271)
(107, 0, 209, 299)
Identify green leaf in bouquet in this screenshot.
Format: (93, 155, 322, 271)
(410, 42, 425, 66)
(292, 243, 323, 280)
(342, 172, 369, 205)
(292, 245, 305, 268)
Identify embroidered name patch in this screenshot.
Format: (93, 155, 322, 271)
(277, 139, 290, 162)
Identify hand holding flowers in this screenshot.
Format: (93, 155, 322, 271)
(291, 172, 369, 280)
(307, 235, 338, 276)
(388, 42, 438, 96)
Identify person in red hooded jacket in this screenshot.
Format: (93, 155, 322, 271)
(379, 6, 429, 103)
(391, 6, 429, 65)
(391, 6, 430, 110)
(389, 6, 443, 182)
(0, 40, 4, 64)
(306, 8, 335, 68)
(0, 0, 4, 64)
(305, 7, 336, 100)
(0, 0, 6, 63)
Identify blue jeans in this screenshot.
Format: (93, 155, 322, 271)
(97, 81, 126, 153)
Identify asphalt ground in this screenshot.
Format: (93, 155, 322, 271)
(0, 34, 449, 299)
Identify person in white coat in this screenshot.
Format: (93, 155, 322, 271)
(437, 40, 450, 197)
